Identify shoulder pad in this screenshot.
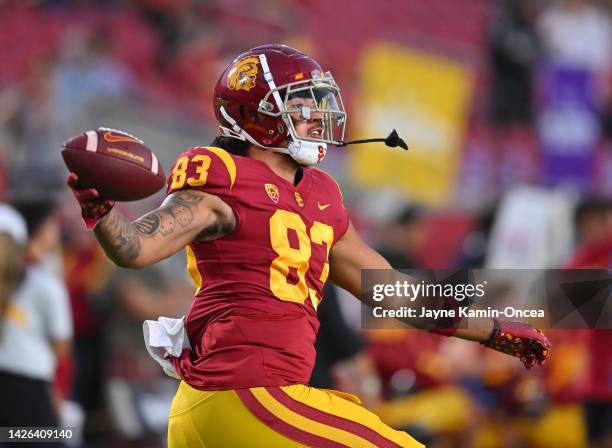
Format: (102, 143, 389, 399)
(167, 146, 237, 195)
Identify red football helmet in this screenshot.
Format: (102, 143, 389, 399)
(213, 44, 346, 165)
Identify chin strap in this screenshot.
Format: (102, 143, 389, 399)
(218, 106, 326, 165)
(218, 105, 246, 139)
(287, 140, 327, 165)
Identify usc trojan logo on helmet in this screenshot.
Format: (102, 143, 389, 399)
(227, 56, 259, 92)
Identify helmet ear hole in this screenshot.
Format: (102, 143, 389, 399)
(239, 105, 245, 119)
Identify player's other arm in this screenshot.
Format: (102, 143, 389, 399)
(329, 222, 485, 335)
(329, 222, 551, 368)
(94, 189, 235, 268)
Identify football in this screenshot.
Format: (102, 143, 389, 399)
(62, 128, 166, 201)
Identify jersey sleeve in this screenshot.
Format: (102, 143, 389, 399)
(167, 146, 238, 198)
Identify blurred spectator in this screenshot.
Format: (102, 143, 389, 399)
(0, 59, 65, 191)
(0, 203, 72, 444)
(485, 0, 542, 193)
(489, 0, 540, 129)
(536, 0, 611, 192)
(59, 195, 113, 446)
(567, 196, 612, 266)
(10, 196, 80, 431)
(486, 186, 575, 268)
(12, 196, 63, 274)
(457, 123, 498, 207)
(376, 206, 427, 269)
(574, 195, 612, 240)
(52, 26, 134, 132)
(104, 256, 192, 446)
(564, 196, 612, 448)
(538, 0, 611, 72)
(135, 0, 200, 70)
(166, 30, 222, 120)
(0, 25, 133, 194)
(458, 207, 496, 268)
(604, 90, 612, 139)
(0, 157, 6, 201)
(366, 329, 473, 446)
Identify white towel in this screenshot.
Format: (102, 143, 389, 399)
(143, 316, 191, 379)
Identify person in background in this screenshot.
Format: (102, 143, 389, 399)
(568, 197, 612, 267)
(104, 255, 192, 446)
(488, 0, 541, 190)
(11, 196, 76, 421)
(538, 0, 611, 73)
(59, 199, 111, 446)
(12, 196, 63, 272)
(565, 197, 612, 448)
(376, 206, 427, 270)
(489, 0, 539, 130)
(0, 203, 72, 445)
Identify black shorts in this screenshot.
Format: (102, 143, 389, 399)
(585, 401, 612, 441)
(0, 370, 65, 447)
(0, 369, 58, 427)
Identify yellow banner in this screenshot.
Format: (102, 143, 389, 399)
(349, 43, 473, 205)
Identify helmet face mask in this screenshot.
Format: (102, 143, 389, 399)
(214, 45, 346, 165)
(259, 72, 346, 146)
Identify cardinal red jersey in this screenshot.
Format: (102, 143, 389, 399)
(166, 146, 349, 390)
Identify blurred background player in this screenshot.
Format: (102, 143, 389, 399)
(565, 197, 612, 448)
(0, 203, 72, 446)
(10, 196, 78, 434)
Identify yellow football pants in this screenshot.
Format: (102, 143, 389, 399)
(168, 381, 424, 447)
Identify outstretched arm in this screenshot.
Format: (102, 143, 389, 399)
(94, 189, 235, 268)
(329, 222, 493, 341)
(329, 222, 551, 368)
(67, 173, 236, 269)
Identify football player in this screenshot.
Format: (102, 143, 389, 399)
(67, 45, 550, 447)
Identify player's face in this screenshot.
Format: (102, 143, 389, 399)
(286, 97, 324, 140)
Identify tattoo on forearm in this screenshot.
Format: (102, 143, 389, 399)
(96, 210, 142, 262)
(134, 189, 203, 238)
(95, 190, 211, 265)
(134, 214, 161, 236)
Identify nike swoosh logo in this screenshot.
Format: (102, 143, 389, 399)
(318, 202, 330, 211)
(103, 131, 142, 144)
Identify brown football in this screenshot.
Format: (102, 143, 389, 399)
(62, 128, 166, 201)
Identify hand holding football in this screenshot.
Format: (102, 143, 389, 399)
(61, 128, 166, 201)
